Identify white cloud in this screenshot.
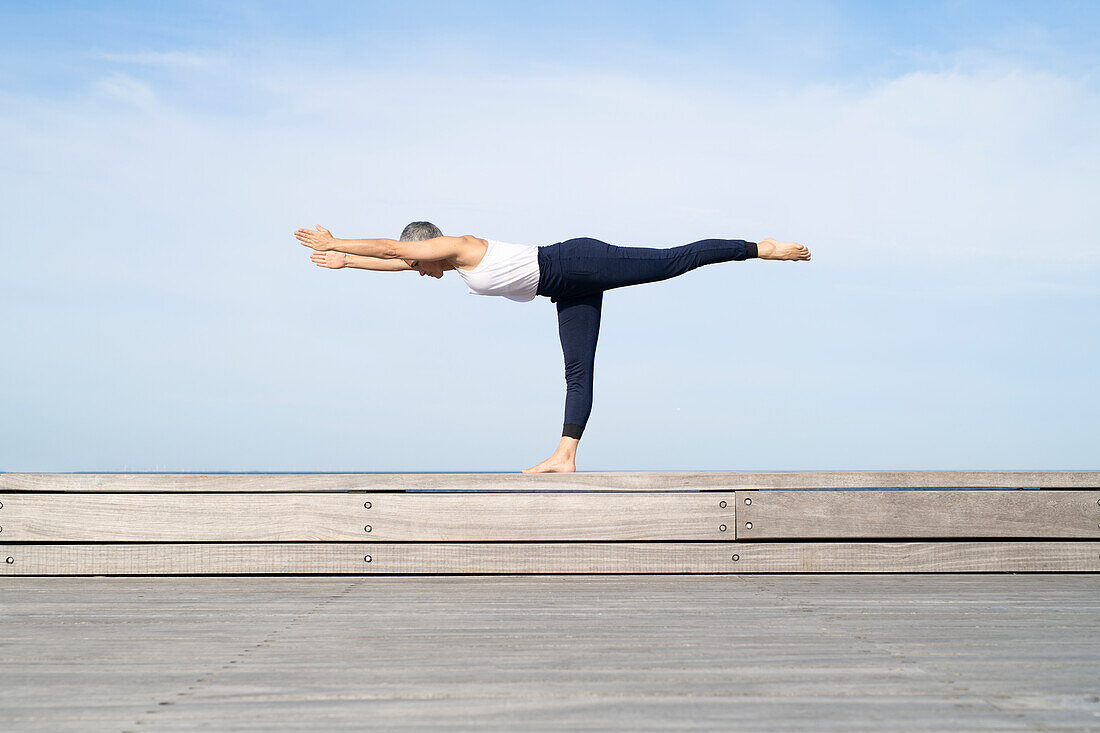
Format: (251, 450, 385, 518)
(91, 72, 158, 107)
(5, 55, 1098, 299)
(95, 50, 215, 69)
(241, 61, 1100, 273)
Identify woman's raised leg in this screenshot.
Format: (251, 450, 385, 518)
(523, 291, 603, 474)
(596, 238, 757, 291)
(549, 238, 759, 298)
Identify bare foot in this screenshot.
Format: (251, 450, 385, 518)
(757, 238, 811, 261)
(523, 454, 576, 473)
(524, 437, 579, 473)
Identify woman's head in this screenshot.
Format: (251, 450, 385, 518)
(400, 221, 442, 241)
(399, 221, 444, 270)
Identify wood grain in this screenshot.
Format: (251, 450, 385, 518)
(0, 492, 735, 541)
(735, 490, 1100, 539)
(2, 542, 1097, 574)
(3, 471, 1098, 492)
(726, 541, 1100, 572)
(3, 575, 1099, 731)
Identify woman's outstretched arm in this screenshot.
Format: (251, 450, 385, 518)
(309, 251, 452, 278)
(310, 251, 411, 271)
(295, 225, 469, 261)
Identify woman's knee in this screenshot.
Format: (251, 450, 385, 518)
(563, 356, 594, 382)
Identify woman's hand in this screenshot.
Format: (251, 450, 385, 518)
(295, 224, 337, 251)
(310, 250, 347, 269)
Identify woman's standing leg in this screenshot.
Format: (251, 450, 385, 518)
(557, 291, 603, 439)
(523, 291, 603, 474)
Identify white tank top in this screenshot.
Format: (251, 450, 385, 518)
(453, 239, 540, 302)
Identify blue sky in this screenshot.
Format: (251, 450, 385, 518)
(1, 1, 1097, 471)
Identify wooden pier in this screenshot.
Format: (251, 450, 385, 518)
(4, 472, 1100, 729)
(3, 471, 1098, 575)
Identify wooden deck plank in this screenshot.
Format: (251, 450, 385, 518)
(3, 542, 1098, 575)
(3, 576, 1099, 731)
(3, 471, 1098, 492)
(735, 490, 1100, 539)
(0, 492, 735, 542)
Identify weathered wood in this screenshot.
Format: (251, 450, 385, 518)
(726, 541, 1100, 572)
(0, 492, 735, 541)
(735, 490, 1100, 539)
(2, 471, 1097, 492)
(0, 543, 729, 574)
(3, 575, 1099, 731)
(3, 542, 1098, 575)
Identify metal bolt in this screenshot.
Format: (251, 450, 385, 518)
(719, 500, 727, 508)
(363, 501, 372, 509)
(4, 556, 12, 564)
(364, 525, 372, 533)
(719, 524, 727, 532)
(745, 521, 753, 530)
(363, 555, 372, 563)
(731, 554, 740, 562)
(744, 497, 752, 505)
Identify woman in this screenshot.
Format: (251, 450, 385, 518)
(296, 221, 811, 473)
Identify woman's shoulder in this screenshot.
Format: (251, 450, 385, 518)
(446, 235, 489, 271)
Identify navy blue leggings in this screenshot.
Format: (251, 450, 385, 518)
(536, 237, 758, 439)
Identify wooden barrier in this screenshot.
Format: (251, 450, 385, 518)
(1, 472, 1098, 575)
(5, 542, 1100, 574)
(735, 490, 1100, 539)
(0, 492, 736, 541)
(2, 471, 1097, 491)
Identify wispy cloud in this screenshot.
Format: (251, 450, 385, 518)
(91, 72, 158, 107)
(95, 50, 215, 69)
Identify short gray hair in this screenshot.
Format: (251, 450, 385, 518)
(400, 221, 442, 241)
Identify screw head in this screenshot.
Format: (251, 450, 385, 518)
(363, 501, 372, 509)
(363, 555, 372, 563)
(364, 525, 372, 533)
(719, 524, 727, 532)
(719, 500, 727, 508)
(744, 497, 752, 505)
(731, 554, 740, 562)
(745, 521, 753, 529)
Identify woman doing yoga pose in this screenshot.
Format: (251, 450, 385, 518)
(296, 221, 811, 473)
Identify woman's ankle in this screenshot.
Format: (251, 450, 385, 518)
(556, 436, 580, 458)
